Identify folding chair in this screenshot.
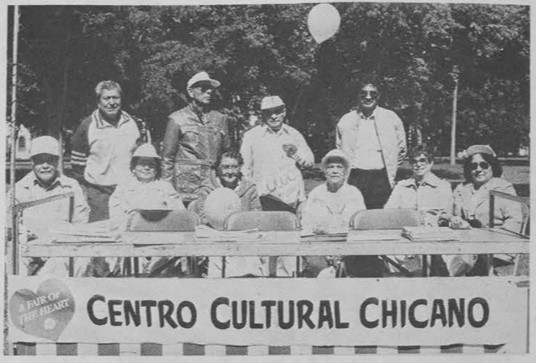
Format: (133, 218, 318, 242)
(126, 210, 200, 276)
(223, 211, 300, 277)
(349, 209, 422, 277)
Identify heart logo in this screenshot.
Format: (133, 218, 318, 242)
(9, 279, 75, 341)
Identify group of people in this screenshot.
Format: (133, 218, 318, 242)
(11, 72, 524, 278)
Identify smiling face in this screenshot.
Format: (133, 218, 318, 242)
(97, 88, 122, 120)
(32, 154, 59, 186)
(188, 81, 215, 106)
(470, 153, 493, 188)
(358, 83, 380, 114)
(132, 157, 158, 183)
(325, 162, 347, 190)
(217, 156, 241, 188)
(411, 153, 433, 180)
(261, 105, 286, 132)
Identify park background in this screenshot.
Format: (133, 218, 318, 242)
(5, 2, 530, 196)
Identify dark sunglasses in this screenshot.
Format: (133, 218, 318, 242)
(262, 106, 285, 117)
(359, 90, 379, 99)
(32, 154, 59, 165)
(410, 157, 429, 165)
(470, 161, 490, 170)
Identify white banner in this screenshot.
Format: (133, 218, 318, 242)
(7, 275, 527, 348)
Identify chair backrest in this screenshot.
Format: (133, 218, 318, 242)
(223, 211, 300, 231)
(126, 210, 200, 232)
(350, 209, 422, 230)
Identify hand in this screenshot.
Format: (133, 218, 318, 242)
(450, 216, 470, 229)
(282, 143, 297, 157)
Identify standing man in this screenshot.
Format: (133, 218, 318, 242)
(162, 71, 231, 204)
(71, 80, 149, 222)
(240, 95, 314, 213)
(336, 76, 407, 209)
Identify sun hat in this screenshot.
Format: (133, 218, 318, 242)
(203, 188, 242, 230)
(187, 71, 221, 90)
(30, 136, 60, 157)
(466, 145, 496, 158)
(321, 149, 350, 169)
(133, 143, 160, 159)
(260, 96, 285, 110)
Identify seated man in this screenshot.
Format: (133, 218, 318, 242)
(190, 149, 265, 277)
(300, 149, 366, 277)
(8, 136, 93, 276)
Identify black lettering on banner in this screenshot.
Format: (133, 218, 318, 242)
(232, 301, 247, 329)
(177, 301, 196, 328)
(279, 301, 295, 329)
(124, 300, 141, 327)
(141, 300, 157, 327)
(448, 298, 465, 327)
(211, 297, 230, 330)
(409, 299, 428, 328)
(108, 300, 123, 326)
(360, 297, 379, 328)
(382, 300, 397, 328)
(249, 301, 263, 329)
(87, 294, 107, 326)
(159, 300, 178, 328)
(317, 300, 333, 329)
(468, 298, 489, 328)
(400, 300, 407, 328)
(334, 301, 349, 329)
(261, 300, 276, 329)
(296, 300, 313, 329)
(431, 299, 447, 327)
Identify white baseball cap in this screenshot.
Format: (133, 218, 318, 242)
(321, 149, 350, 169)
(187, 71, 221, 90)
(30, 136, 60, 157)
(133, 143, 160, 159)
(260, 96, 285, 110)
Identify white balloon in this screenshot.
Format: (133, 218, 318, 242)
(307, 3, 341, 44)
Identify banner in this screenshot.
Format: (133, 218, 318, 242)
(7, 275, 527, 348)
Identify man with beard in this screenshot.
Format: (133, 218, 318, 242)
(71, 80, 149, 222)
(10, 136, 91, 276)
(336, 75, 407, 209)
(300, 149, 366, 277)
(162, 71, 232, 205)
(190, 149, 263, 277)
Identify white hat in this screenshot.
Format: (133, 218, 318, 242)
(187, 71, 221, 90)
(466, 144, 496, 158)
(30, 136, 60, 157)
(133, 143, 160, 159)
(321, 149, 350, 169)
(260, 96, 285, 110)
(203, 188, 241, 230)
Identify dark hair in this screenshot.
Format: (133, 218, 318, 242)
(215, 148, 244, 169)
(359, 73, 381, 91)
(409, 144, 434, 163)
(130, 157, 162, 180)
(463, 152, 502, 182)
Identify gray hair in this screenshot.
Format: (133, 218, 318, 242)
(95, 80, 122, 100)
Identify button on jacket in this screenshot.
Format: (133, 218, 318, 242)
(162, 104, 231, 201)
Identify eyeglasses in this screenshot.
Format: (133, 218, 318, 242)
(32, 154, 59, 165)
(410, 157, 429, 165)
(359, 90, 379, 99)
(470, 161, 490, 170)
(262, 106, 285, 117)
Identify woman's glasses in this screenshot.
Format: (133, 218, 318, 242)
(410, 157, 429, 165)
(470, 161, 490, 170)
(359, 90, 379, 99)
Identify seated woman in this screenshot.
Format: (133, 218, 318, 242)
(109, 143, 185, 275)
(190, 149, 265, 277)
(300, 149, 366, 277)
(446, 144, 523, 276)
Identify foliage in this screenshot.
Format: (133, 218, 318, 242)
(8, 3, 529, 157)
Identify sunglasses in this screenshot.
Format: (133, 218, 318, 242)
(410, 157, 429, 165)
(359, 90, 379, 99)
(470, 161, 490, 170)
(32, 154, 59, 165)
(262, 106, 285, 117)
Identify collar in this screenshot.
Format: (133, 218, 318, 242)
(93, 109, 132, 129)
(400, 173, 441, 189)
(357, 106, 378, 120)
(261, 123, 290, 136)
(30, 172, 63, 190)
(188, 102, 211, 118)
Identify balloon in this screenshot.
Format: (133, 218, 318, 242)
(203, 188, 242, 230)
(307, 3, 341, 44)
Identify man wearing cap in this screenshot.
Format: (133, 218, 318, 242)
(240, 95, 314, 213)
(71, 80, 149, 222)
(162, 71, 231, 204)
(336, 75, 407, 209)
(9, 136, 91, 276)
(300, 149, 366, 277)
